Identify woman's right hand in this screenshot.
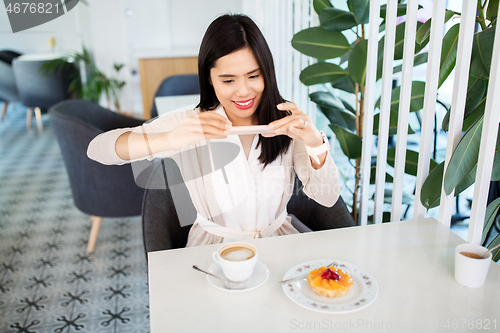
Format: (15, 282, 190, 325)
(166, 111, 232, 151)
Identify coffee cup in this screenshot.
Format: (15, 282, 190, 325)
(454, 243, 492, 288)
(213, 242, 258, 282)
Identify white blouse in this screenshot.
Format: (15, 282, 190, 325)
(87, 105, 341, 246)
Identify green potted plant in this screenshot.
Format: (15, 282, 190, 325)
(292, 0, 430, 222)
(292, 0, 499, 261)
(419, 0, 499, 261)
(40, 45, 126, 111)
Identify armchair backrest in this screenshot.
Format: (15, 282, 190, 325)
(13, 59, 77, 109)
(49, 100, 145, 217)
(0, 52, 20, 102)
(151, 74, 200, 118)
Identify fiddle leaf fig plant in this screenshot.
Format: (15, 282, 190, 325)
(418, 0, 499, 261)
(39, 45, 126, 111)
(292, 0, 430, 223)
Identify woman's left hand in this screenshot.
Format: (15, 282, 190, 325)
(263, 102, 323, 148)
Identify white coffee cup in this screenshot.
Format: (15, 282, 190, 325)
(213, 242, 258, 282)
(454, 243, 492, 288)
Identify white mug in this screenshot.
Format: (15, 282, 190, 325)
(213, 242, 258, 282)
(455, 243, 492, 288)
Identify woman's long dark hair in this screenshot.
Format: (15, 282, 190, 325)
(197, 14, 292, 167)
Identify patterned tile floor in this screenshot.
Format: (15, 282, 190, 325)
(0, 104, 149, 333)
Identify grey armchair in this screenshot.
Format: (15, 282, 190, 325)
(49, 99, 145, 253)
(13, 58, 78, 131)
(150, 74, 200, 118)
(142, 158, 354, 258)
(0, 50, 22, 120)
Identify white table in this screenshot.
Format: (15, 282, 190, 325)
(148, 218, 500, 332)
(16, 53, 64, 61)
(154, 94, 200, 116)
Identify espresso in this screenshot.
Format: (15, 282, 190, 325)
(460, 251, 483, 259)
(220, 245, 255, 261)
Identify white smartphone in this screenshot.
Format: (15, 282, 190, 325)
(227, 125, 276, 135)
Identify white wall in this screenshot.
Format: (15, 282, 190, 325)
(0, 0, 243, 115)
(0, 2, 85, 54)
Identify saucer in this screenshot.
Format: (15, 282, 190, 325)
(206, 260, 269, 292)
(281, 259, 378, 314)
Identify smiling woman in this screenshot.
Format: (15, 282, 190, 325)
(87, 14, 347, 247)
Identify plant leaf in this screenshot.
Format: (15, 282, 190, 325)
(462, 97, 486, 132)
(348, 40, 368, 85)
(292, 27, 351, 60)
(482, 199, 500, 245)
(370, 166, 394, 184)
(439, 23, 460, 88)
(379, 20, 386, 33)
(420, 161, 444, 210)
(452, 130, 500, 195)
(320, 8, 358, 32)
(416, 10, 458, 45)
(347, 0, 370, 25)
(487, 0, 499, 22)
(470, 26, 496, 80)
(376, 81, 426, 113)
(441, 79, 486, 132)
(340, 98, 355, 114)
(309, 91, 341, 109)
(310, 91, 356, 131)
(393, 21, 428, 60)
(444, 116, 484, 195)
(379, 4, 423, 19)
(489, 234, 500, 262)
(320, 106, 357, 132)
(313, 0, 333, 15)
(299, 62, 348, 86)
(392, 52, 428, 74)
(329, 125, 362, 159)
(340, 42, 355, 65)
(331, 76, 356, 94)
(373, 111, 415, 135)
(376, 22, 428, 80)
(387, 148, 438, 177)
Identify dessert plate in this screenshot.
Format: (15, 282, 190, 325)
(227, 125, 276, 135)
(207, 260, 269, 292)
(281, 259, 378, 314)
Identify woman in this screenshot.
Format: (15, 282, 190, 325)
(87, 14, 341, 247)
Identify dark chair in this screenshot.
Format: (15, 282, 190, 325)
(13, 58, 78, 131)
(0, 50, 22, 121)
(49, 99, 146, 253)
(142, 158, 354, 258)
(150, 74, 200, 118)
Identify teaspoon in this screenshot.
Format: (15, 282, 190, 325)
(192, 265, 245, 290)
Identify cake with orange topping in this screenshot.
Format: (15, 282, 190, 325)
(306, 266, 353, 297)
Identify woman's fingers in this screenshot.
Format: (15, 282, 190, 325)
(185, 112, 230, 137)
(198, 112, 232, 130)
(270, 116, 308, 134)
(277, 102, 301, 115)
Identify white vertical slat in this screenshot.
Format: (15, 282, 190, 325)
(284, 0, 294, 100)
(272, 0, 279, 73)
(414, 0, 447, 219)
(359, 0, 380, 225)
(308, 4, 318, 122)
(373, 0, 398, 224)
(292, 0, 302, 105)
(467, 3, 500, 245)
(300, 0, 310, 113)
(279, 0, 286, 96)
(438, 0, 477, 227)
(390, 0, 419, 221)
